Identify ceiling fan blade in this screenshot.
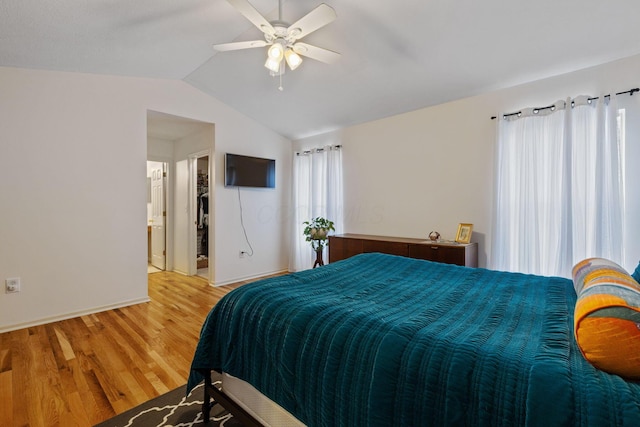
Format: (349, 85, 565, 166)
(214, 40, 268, 52)
(293, 42, 341, 64)
(287, 4, 337, 40)
(227, 0, 275, 35)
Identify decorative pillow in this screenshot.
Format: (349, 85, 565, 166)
(572, 258, 640, 379)
(632, 261, 640, 283)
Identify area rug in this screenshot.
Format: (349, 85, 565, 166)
(94, 374, 244, 427)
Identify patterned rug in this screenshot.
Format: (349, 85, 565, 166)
(94, 374, 244, 427)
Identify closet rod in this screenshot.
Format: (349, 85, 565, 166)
(490, 87, 639, 120)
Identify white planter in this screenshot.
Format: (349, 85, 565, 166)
(311, 228, 328, 239)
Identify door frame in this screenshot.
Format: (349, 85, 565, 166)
(189, 150, 213, 283)
(149, 161, 167, 270)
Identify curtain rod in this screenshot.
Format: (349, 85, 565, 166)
(296, 144, 342, 156)
(490, 87, 639, 120)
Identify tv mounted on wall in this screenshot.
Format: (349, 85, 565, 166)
(225, 153, 276, 188)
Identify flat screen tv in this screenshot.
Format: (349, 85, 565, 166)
(225, 153, 276, 188)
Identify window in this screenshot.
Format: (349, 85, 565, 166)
(492, 95, 626, 277)
(290, 145, 343, 271)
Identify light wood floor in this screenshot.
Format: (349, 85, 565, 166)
(0, 271, 274, 427)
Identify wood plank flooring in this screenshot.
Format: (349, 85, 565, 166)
(0, 271, 275, 427)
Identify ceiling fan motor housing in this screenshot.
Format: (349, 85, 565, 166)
(265, 22, 300, 47)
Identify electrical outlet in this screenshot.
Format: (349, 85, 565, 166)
(5, 277, 21, 294)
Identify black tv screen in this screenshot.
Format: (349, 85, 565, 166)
(225, 153, 276, 188)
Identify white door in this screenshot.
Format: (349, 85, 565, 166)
(150, 164, 166, 269)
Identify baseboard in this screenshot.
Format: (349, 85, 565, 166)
(0, 297, 151, 334)
(213, 269, 290, 287)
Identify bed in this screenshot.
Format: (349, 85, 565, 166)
(187, 252, 640, 426)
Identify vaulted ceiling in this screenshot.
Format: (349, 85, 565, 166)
(3, 0, 640, 140)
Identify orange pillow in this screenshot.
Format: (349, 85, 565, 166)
(572, 258, 640, 379)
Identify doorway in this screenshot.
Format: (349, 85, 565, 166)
(196, 155, 209, 278)
(147, 161, 167, 273)
(146, 110, 215, 283)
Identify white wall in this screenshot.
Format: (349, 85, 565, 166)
(148, 137, 174, 160)
(215, 138, 292, 285)
(296, 54, 640, 270)
(174, 159, 191, 275)
(0, 66, 291, 332)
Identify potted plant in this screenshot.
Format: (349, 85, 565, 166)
(303, 217, 335, 250)
(303, 217, 335, 267)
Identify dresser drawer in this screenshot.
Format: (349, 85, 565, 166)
(363, 240, 409, 257)
(408, 244, 466, 265)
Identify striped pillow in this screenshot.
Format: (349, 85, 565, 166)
(572, 258, 640, 379)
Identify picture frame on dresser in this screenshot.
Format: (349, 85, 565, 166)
(455, 223, 473, 244)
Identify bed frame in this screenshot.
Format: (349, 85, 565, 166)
(198, 368, 263, 426)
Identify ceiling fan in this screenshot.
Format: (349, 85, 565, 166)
(214, 0, 340, 76)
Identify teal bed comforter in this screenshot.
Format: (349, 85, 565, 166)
(188, 253, 640, 426)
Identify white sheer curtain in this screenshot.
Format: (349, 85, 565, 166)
(290, 146, 343, 272)
(570, 95, 624, 263)
(492, 94, 624, 277)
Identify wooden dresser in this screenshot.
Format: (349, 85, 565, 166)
(328, 233, 478, 267)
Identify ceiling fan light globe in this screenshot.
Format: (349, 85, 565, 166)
(268, 41, 284, 60)
(265, 57, 282, 73)
(285, 49, 303, 70)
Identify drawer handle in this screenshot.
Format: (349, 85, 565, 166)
(431, 246, 439, 250)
